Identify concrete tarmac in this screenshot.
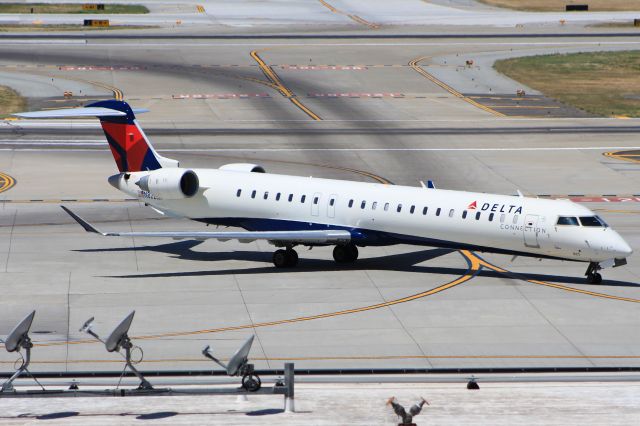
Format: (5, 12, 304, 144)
(0, 25, 640, 378)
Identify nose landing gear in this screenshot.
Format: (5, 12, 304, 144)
(585, 262, 602, 284)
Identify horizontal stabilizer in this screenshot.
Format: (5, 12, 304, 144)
(14, 107, 149, 119)
(62, 206, 352, 244)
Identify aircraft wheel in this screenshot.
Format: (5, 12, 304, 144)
(587, 272, 602, 284)
(273, 249, 288, 268)
(333, 244, 358, 263)
(285, 249, 298, 267)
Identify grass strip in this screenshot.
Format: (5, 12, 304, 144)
(0, 85, 26, 118)
(0, 3, 148, 14)
(478, 0, 640, 12)
(494, 51, 640, 117)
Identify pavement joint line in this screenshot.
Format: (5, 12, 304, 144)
(27, 251, 479, 348)
(408, 56, 505, 117)
(317, 0, 380, 29)
(250, 49, 322, 121)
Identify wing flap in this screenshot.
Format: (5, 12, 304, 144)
(62, 206, 351, 244)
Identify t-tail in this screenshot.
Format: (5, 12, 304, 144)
(14, 100, 178, 172)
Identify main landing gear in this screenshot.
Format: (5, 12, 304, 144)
(272, 247, 298, 268)
(585, 262, 602, 284)
(333, 243, 359, 263)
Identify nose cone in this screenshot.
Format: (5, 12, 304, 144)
(613, 233, 633, 258)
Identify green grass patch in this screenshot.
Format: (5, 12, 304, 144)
(0, 3, 149, 14)
(494, 51, 640, 117)
(0, 85, 26, 118)
(0, 24, 156, 32)
(478, 0, 640, 12)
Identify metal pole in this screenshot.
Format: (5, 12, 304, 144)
(284, 362, 295, 413)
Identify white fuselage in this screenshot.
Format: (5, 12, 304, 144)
(112, 168, 633, 263)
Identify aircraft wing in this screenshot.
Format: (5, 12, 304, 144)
(61, 206, 351, 244)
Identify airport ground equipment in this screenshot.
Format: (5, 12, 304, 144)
(0, 312, 295, 412)
(203, 335, 262, 392)
(0, 311, 44, 392)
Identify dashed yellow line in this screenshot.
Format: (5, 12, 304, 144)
(0, 172, 16, 194)
(250, 50, 322, 121)
(317, 0, 380, 29)
(409, 56, 505, 117)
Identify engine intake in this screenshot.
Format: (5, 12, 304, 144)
(137, 168, 199, 199)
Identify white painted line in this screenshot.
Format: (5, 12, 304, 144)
(1, 146, 639, 152)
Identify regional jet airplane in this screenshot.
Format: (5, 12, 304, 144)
(16, 101, 632, 283)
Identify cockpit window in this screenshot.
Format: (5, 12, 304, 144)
(579, 216, 608, 227)
(557, 216, 579, 226)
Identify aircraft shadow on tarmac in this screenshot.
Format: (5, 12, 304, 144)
(76, 241, 640, 288)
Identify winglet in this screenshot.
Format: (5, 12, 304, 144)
(61, 206, 104, 235)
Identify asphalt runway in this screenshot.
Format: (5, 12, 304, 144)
(1, 31, 640, 376)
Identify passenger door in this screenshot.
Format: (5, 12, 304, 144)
(523, 214, 540, 248)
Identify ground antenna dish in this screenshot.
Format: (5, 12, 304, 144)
(80, 311, 152, 390)
(203, 335, 261, 391)
(1, 311, 44, 392)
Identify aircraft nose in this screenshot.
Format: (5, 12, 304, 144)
(613, 233, 633, 258)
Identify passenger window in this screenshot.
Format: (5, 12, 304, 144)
(330, 198, 335, 206)
(557, 216, 579, 226)
(436, 208, 441, 216)
(236, 189, 242, 197)
(397, 204, 402, 213)
(361, 201, 366, 209)
(276, 193, 281, 201)
(410, 205, 415, 214)
(372, 201, 377, 210)
(301, 195, 306, 203)
(448, 209, 455, 218)
(422, 207, 428, 215)
(348, 199, 354, 208)
(288, 194, 293, 202)
(264, 191, 269, 200)
(314, 197, 319, 205)
(475, 212, 481, 220)
(251, 190, 256, 199)
(384, 203, 389, 211)
(500, 213, 505, 223)
(579, 216, 607, 227)
(462, 211, 467, 219)
(489, 213, 494, 222)
(513, 215, 519, 224)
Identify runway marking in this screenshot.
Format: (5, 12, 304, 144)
(58, 66, 146, 71)
(317, 0, 380, 29)
(172, 93, 271, 99)
(196, 4, 205, 13)
(0, 172, 15, 194)
(61, 75, 124, 101)
(409, 56, 505, 117)
(307, 92, 404, 98)
(279, 65, 368, 70)
(250, 50, 322, 121)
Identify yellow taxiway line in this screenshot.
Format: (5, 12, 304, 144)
(409, 56, 505, 117)
(317, 0, 380, 29)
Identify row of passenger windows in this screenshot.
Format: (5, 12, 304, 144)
(556, 216, 608, 227)
(236, 189, 519, 224)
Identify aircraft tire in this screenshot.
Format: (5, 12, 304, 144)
(588, 272, 602, 284)
(285, 249, 298, 267)
(273, 249, 288, 268)
(333, 244, 358, 263)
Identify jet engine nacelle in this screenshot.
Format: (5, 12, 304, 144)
(136, 168, 199, 199)
(219, 163, 266, 173)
